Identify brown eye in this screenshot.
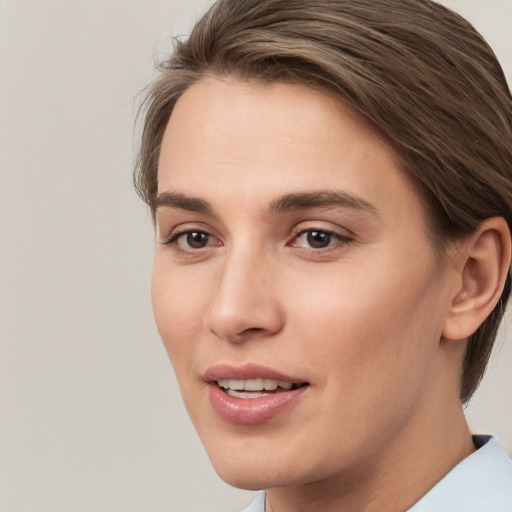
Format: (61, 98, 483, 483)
(306, 230, 332, 249)
(291, 229, 351, 251)
(184, 231, 211, 249)
(164, 229, 217, 251)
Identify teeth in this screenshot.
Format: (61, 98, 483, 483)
(244, 378, 263, 391)
(227, 390, 269, 399)
(263, 379, 279, 390)
(230, 379, 245, 390)
(216, 378, 295, 391)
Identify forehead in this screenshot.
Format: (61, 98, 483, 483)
(157, 76, 428, 232)
(161, 78, 396, 178)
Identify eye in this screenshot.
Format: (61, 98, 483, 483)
(164, 230, 219, 251)
(292, 229, 349, 249)
(183, 231, 211, 249)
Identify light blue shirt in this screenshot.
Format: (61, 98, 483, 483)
(242, 436, 512, 511)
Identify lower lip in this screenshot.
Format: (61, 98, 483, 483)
(207, 384, 308, 425)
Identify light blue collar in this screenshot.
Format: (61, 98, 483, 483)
(242, 436, 512, 512)
(409, 435, 512, 511)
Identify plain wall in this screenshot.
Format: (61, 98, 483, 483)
(0, 1, 510, 511)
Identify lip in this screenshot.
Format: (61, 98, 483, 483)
(204, 363, 309, 425)
(203, 363, 306, 384)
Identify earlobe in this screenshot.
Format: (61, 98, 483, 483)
(442, 217, 511, 341)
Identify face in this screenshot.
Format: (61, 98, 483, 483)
(152, 77, 457, 490)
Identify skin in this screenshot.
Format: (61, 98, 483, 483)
(152, 77, 478, 512)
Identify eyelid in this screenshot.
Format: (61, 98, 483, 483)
(158, 220, 354, 256)
(160, 224, 223, 257)
(162, 228, 214, 246)
(287, 223, 355, 253)
(160, 226, 188, 245)
(289, 221, 354, 240)
(159, 221, 213, 243)
(291, 230, 351, 246)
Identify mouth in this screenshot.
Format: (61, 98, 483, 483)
(204, 365, 310, 424)
(216, 378, 307, 399)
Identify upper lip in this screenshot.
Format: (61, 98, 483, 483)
(203, 363, 308, 385)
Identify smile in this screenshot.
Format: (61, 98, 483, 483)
(205, 366, 310, 424)
(216, 378, 297, 398)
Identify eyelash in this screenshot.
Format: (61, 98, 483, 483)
(161, 226, 353, 254)
(289, 228, 352, 251)
(162, 229, 219, 253)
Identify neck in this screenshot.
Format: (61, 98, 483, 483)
(266, 389, 474, 512)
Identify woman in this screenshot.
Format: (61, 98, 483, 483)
(135, 0, 512, 510)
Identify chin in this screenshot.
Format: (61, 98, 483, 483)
(206, 448, 278, 489)
(214, 464, 300, 491)
(217, 471, 272, 491)
(205, 441, 320, 491)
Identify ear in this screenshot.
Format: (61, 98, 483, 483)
(443, 217, 511, 341)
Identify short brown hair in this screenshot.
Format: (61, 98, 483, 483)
(134, 0, 512, 403)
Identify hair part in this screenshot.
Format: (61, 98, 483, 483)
(134, 0, 512, 402)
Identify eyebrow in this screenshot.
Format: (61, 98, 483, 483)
(267, 190, 378, 216)
(154, 189, 378, 216)
(155, 191, 213, 214)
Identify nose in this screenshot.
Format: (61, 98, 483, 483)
(203, 248, 285, 343)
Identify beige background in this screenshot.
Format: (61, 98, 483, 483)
(0, 1, 511, 511)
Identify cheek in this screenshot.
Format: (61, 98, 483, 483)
(286, 258, 444, 386)
(151, 262, 207, 375)
(277, 260, 447, 469)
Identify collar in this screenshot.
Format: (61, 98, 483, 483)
(408, 435, 512, 511)
(242, 436, 512, 512)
